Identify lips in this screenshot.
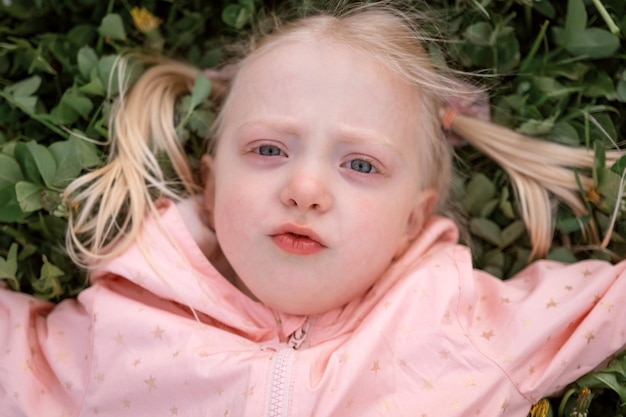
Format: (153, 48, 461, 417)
(270, 225, 326, 255)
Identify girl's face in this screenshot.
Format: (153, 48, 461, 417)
(205, 39, 436, 315)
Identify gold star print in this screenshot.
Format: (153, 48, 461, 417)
(564, 285, 573, 291)
(224, 411, 230, 417)
(398, 359, 407, 367)
(528, 365, 535, 375)
(545, 299, 558, 308)
(480, 330, 494, 341)
(172, 350, 181, 358)
(123, 398, 131, 408)
(582, 269, 592, 277)
(170, 406, 179, 415)
(114, 332, 124, 345)
(371, 360, 382, 375)
(144, 375, 158, 392)
(92, 407, 99, 415)
(346, 399, 354, 408)
(464, 378, 476, 387)
(65, 381, 73, 390)
(601, 302, 614, 312)
(55, 352, 68, 363)
(422, 379, 434, 390)
(439, 349, 450, 360)
(242, 386, 255, 397)
(500, 399, 509, 411)
(584, 331, 595, 344)
(95, 373, 104, 383)
(152, 326, 164, 340)
(500, 297, 510, 304)
(215, 386, 224, 396)
(132, 358, 141, 367)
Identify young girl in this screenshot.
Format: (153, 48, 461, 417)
(1, 2, 625, 417)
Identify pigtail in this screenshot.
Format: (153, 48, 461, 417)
(445, 111, 622, 258)
(64, 57, 216, 267)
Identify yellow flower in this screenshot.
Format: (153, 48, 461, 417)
(585, 186, 601, 205)
(130, 7, 162, 33)
(529, 398, 550, 417)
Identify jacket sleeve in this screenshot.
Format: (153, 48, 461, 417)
(0, 285, 94, 417)
(461, 259, 626, 403)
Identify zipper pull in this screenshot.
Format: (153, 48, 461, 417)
(287, 317, 312, 350)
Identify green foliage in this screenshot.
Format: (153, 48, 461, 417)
(0, 0, 625, 414)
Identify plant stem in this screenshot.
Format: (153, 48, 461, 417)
(519, 20, 549, 73)
(590, 0, 621, 36)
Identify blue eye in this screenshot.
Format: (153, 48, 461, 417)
(349, 159, 376, 174)
(256, 145, 284, 156)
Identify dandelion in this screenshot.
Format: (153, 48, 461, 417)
(529, 398, 551, 417)
(130, 7, 162, 34)
(585, 187, 601, 205)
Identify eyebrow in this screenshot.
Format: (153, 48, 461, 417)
(236, 120, 401, 154)
(335, 125, 401, 155)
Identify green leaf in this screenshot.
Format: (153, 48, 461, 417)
(611, 155, 626, 176)
(3, 75, 41, 97)
(32, 256, 65, 300)
(517, 117, 555, 136)
(0, 186, 28, 222)
(593, 142, 606, 186)
(465, 22, 493, 46)
(617, 79, 626, 103)
(14, 142, 57, 187)
(0, 243, 19, 290)
(470, 218, 502, 246)
(49, 141, 83, 187)
(500, 220, 526, 247)
(97, 55, 122, 95)
(547, 247, 577, 263)
(564, 0, 587, 45)
(69, 133, 102, 168)
(15, 181, 43, 212)
(0, 153, 24, 188)
(221, 4, 252, 29)
(12, 96, 38, 113)
(98, 13, 127, 41)
(77, 46, 99, 80)
(465, 173, 496, 215)
(583, 72, 615, 98)
(190, 73, 212, 109)
(566, 28, 620, 59)
(556, 215, 589, 233)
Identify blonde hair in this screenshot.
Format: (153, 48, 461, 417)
(64, 1, 624, 267)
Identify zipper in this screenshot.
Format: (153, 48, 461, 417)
(266, 347, 297, 417)
(264, 318, 312, 417)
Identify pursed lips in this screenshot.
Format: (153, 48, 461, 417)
(270, 224, 326, 255)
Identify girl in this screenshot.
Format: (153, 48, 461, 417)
(1, 2, 625, 416)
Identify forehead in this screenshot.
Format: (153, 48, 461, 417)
(223, 38, 422, 143)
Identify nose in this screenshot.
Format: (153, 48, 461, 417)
(280, 166, 333, 213)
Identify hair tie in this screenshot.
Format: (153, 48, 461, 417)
(441, 107, 458, 131)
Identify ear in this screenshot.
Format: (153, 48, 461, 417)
(200, 154, 216, 229)
(394, 189, 438, 259)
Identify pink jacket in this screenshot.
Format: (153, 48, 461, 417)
(1, 199, 625, 417)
